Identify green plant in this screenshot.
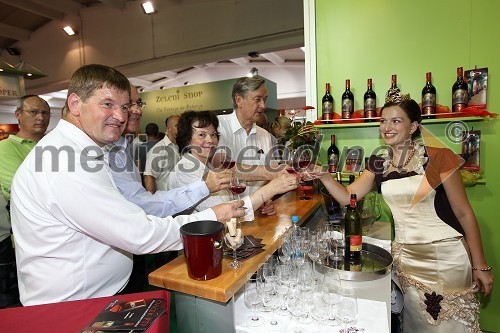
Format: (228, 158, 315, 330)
(279, 119, 319, 149)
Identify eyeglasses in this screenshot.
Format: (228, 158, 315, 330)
(21, 109, 51, 117)
(129, 101, 146, 111)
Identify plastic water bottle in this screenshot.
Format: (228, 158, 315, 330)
(291, 215, 300, 235)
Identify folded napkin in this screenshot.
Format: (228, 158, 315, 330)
(223, 235, 265, 260)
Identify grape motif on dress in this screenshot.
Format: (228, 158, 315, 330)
(424, 291, 444, 320)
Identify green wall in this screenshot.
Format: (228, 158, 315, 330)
(315, 0, 499, 330)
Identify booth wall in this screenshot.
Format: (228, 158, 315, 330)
(314, 0, 500, 330)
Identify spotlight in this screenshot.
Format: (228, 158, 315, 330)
(141, 1, 156, 14)
(247, 67, 258, 78)
(63, 26, 77, 36)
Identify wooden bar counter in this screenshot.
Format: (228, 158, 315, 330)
(148, 191, 322, 333)
(148, 191, 321, 302)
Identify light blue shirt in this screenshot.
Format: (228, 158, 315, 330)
(105, 136, 209, 217)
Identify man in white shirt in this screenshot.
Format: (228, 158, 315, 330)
(217, 77, 279, 215)
(10, 64, 243, 306)
(144, 115, 181, 193)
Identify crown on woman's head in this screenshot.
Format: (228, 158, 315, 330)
(385, 88, 411, 104)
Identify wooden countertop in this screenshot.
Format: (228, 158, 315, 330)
(148, 191, 322, 303)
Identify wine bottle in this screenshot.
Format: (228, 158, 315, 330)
(327, 135, 340, 174)
(347, 255, 362, 272)
(322, 83, 334, 123)
(422, 72, 437, 119)
(364, 78, 377, 122)
(386, 74, 400, 99)
(452, 67, 468, 112)
(341, 79, 354, 119)
(344, 193, 362, 261)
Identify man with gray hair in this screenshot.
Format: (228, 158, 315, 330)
(217, 77, 278, 215)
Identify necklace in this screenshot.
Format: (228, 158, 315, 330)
(390, 147, 416, 169)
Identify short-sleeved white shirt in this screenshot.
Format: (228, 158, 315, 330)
(143, 136, 180, 191)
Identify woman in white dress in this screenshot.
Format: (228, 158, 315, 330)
(318, 92, 493, 332)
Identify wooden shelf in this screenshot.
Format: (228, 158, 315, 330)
(314, 116, 485, 129)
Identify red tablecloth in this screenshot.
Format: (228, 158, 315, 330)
(0, 290, 170, 333)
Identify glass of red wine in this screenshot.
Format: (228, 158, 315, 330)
(295, 150, 312, 200)
(219, 149, 235, 169)
(230, 175, 246, 202)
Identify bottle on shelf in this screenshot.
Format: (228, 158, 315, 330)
(363, 78, 377, 122)
(386, 74, 400, 99)
(344, 193, 362, 264)
(322, 83, 334, 123)
(348, 174, 356, 185)
(452, 66, 468, 112)
(328, 134, 340, 175)
(421, 72, 437, 119)
(341, 79, 354, 119)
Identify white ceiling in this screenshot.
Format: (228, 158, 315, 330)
(0, 0, 306, 118)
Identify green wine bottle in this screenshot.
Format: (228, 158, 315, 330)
(344, 193, 362, 261)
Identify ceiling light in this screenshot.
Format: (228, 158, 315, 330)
(63, 26, 76, 36)
(247, 67, 258, 77)
(141, 1, 155, 14)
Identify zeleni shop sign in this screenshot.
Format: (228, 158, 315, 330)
(139, 77, 277, 131)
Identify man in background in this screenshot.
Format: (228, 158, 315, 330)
(134, 122, 160, 180)
(143, 115, 180, 193)
(0, 95, 50, 308)
(217, 77, 277, 215)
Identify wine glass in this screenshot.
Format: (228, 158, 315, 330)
(267, 255, 279, 272)
(286, 286, 310, 333)
(309, 285, 330, 332)
(323, 271, 342, 326)
(295, 149, 312, 200)
(224, 218, 244, 269)
(262, 275, 285, 330)
(336, 287, 358, 333)
(216, 147, 235, 169)
(244, 274, 265, 327)
(230, 174, 246, 202)
(329, 224, 344, 263)
(260, 262, 274, 281)
(307, 240, 320, 277)
(274, 264, 291, 316)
